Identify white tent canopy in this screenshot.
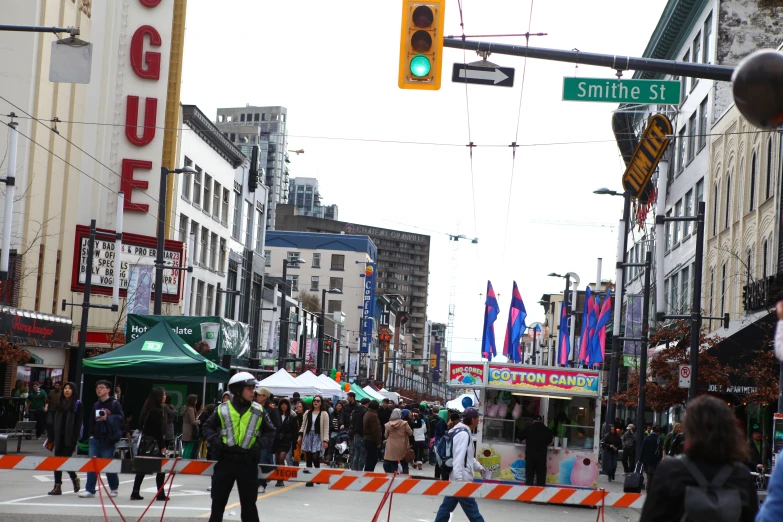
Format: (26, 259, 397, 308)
(257, 368, 319, 397)
(446, 392, 480, 412)
(363, 386, 386, 401)
(378, 388, 400, 403)
(293, 371, 330, 396)
(317, 374, 346, 398)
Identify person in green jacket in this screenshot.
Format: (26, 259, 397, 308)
(27, 382, 48, 438)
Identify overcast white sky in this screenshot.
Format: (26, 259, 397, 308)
(181, 1, 667, 360)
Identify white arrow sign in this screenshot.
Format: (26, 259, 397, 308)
(458, 67, 509, 84)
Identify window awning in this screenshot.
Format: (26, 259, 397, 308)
(23, 351, 45, 366)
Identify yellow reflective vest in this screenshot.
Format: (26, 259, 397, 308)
(217, 401, 263, 450)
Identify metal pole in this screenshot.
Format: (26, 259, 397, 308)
(655, 162, 668, 321)
(75, 219, 97, 400)
(215, 282, 222, 316)
(636, 251, 651, 463)
(318, 288, 326, 375)
(607, 192, 631, 427)
(559, 275, 569, 366)
(182, 232, 195, 316)
(277, 262, 289, 370)
(0, 121, 18, 279)
(441, 38, 735, 82)
(153, 167, 167, 315)
(689, 202, 705, 402)
(111, 193, 124, 308)
(0, 24, 79, 36)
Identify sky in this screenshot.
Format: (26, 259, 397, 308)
(180, 0, 668, 361)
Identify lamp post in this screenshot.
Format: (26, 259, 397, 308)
(154, 165, 197, 315)
(548, 271, 579, 365)
(593, 187, 630, 428)
(277, 257, 305, 369)
(318, 288, 343, 375)
(526, 323, 543, 364)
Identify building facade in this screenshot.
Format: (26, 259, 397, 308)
(274, 204, 432, 371)
(215, 105, 289, 230)
(288, 177, 339, 220)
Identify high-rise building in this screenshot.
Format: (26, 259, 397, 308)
(288, 177, 339, 220)
(274, 204, 431, 370)
(215, 105, 289, 229)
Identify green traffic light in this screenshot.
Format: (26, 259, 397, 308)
(410, 54, 431, 77)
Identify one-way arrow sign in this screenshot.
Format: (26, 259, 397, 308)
(452, 63, 515, 87)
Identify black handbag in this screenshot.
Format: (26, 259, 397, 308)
(623, 461, 645, 493)
(138, 435, 160, 457)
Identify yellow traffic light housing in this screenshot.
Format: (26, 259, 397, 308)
(398, 1, 446, 90)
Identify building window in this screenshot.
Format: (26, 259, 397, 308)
(684, 190, 693, 236)
(329, 277, 343, 291)
(312, 253, 321, 268)
(766, 138, 774, 200)
(287, 251, 301, 263)
(712, 182, 718, 236)
(680, 266, 689, 312)
(681, 50, 690, 98)
(219, 238, 226, 273)
(245, 200, 253, 247)
(674, 200, 682, 244)
(698, 97, 708, 150)
(264, 250, 271, 267)
(691, 32, 701, 89)
(190, 221, 199, 259)
(749, 152, 757, 211)
(670, 272, 679, 313)
(232, 191, 241, 240)
(725, 175, 731, 229)
(703, 12, 713, 64)
(203, 174, 212, 214)
(665, 210, 672, 251)
(696, 178, 704, 204)
(222, 188, 230, 224)
(213, 181, 221, 220)
(254, 113, 259, 122)
(720, 263, 726, 317)
(193, 167, 202, 206)
(200, 227, 209, 265)
(226, 262, 238, 318)
(178, 214, 188, 243)
(182, 157, 193, 200)
(747, 248, 753, 283)
(687, 112, 697, 162)
(255, 209, 263, 252)
(310, 276, 319, 291)
(210, 233, 218, 270)
(331, 254, 345, 270)
(677, 126, 686, 173)
(709, 267, 714, 321)
(195, 280, 204, 316)
(327, 300, 342, 313)
(240, 114, 245, 122)
(206, 284, 214, 317)
(287, 274, 299, 292)
(664, 278, 670, 314)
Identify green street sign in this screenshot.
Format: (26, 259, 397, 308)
(404, 360, 423, 365)
(563, 77, 680, 104)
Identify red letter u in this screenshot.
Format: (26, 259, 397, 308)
(125, 96, 157, 146)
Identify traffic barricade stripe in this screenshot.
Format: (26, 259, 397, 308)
(454, 483, 482, 498)
(484, 484, 512, 500)
(34, 456, 69, 471)
(0, 455, 25, 469)
(516, 485, 545, 501)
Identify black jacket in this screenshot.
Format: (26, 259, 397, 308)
(341, 401, 357, 429)
(351, 405, 367, 436)
(330, 410, 342, 433)
(48, 399, 83, 453)
(378, 407, 392, 428)
(202, 397, 276, 460)
(639, 433, 661, 472)
(747, 440, 763, 469)
(602, 432, 622, 453)
(518, 421, 553, 461)
(140, 408, 166, 455)
(640, 457, 758, 522)
(88, 397, 124, 443)
(263, 403, 281, 431)
(274, 412, 299, 450)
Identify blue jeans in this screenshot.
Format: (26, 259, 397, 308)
(434, 496, 485, 522)
(351, 434, 366, 471)
(85, 438, 119, 494)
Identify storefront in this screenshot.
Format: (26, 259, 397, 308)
(0, 307, 72, 391)
(449, 362, 602, 489)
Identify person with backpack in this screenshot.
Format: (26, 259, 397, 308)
(639, 395, 758, 522)
(639, 425, 662, 491)
(434, 408, 486, 522)
(79, 380, 124, 498)
(45, 381, 82, 495)
(517, 414, 553, 486)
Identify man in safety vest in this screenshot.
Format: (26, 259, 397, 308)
(202, 372, 276, 522)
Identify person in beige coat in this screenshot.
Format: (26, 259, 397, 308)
(297, 396, 330, 486)
(383, 409, 413, 474)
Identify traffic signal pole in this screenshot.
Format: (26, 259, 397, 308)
(442, 38, 734, 81)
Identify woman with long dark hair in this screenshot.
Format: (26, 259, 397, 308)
(328, 401, 344, 460)
(45, 382, 82, 495)
(181, 394, 200, 459)
(272, 398, 298, 487)
(297, 395, 329, 486)
(131, 387, 167, 501)
(640, 395, 758, 522)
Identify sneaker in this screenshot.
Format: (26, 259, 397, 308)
(109, 490, 118, 497)
(305, 483, 314, 487)
(78, 491, 95, 498)
(275, 481, 285, 488)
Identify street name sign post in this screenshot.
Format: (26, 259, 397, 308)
(563, 77, 681, 104)
(452, 63, 515, 87)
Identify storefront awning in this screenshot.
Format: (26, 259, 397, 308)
(24, 351, 44, 366)
(22, 347, 66, 368)
(0, 307, 72, 349)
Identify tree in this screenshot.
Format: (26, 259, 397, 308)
(299, 291, 321, 314)
(0, 336, 30, 364)
(613, 320, 730, 411)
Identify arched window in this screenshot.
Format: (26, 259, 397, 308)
(712, 182, 719, 236)
(725, 175, 732, 228)
(766, 138, 774, 199)
(762, 239, 768, 278)
(720, 263, 727, 316)
(749, 152, 757, 211)
(747, 247, 753, 283)
(709, 267, 715, 317)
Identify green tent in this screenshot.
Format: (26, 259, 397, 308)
(349, 385, 372, 401)
(84, 322, 229, 382)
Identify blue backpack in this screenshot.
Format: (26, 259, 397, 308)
(436, 427, 470, 471)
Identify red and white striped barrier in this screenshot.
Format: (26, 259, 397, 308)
(328, 476, 646, 509)
(0, 455, 645, 508)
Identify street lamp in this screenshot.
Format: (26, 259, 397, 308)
(547, 272, 579, 366)
(154, 165, 197, 315)
(277, 257, 306, 370)
(593, 188, 625, 197)
(318, 288, 343, 374)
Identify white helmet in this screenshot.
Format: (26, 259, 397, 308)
(228, 372, 257, 392)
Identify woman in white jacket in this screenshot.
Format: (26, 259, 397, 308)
(435, 408, 486, 522)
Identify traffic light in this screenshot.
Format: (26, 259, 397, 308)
(398, 1, 446, 90)
(248, 145, 259, 192)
